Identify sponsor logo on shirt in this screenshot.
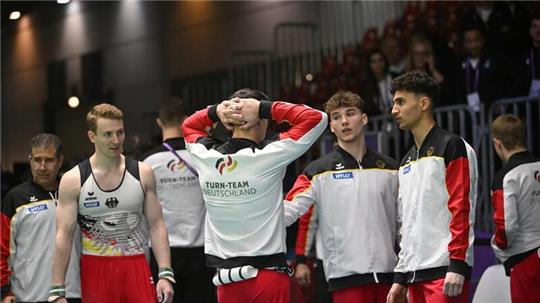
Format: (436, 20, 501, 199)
(333, 172, 353, 179)
(335, 163, 344, 170)
(29, 195, 38, 202)
(166, 159, 186, 172)
(28, 204, 48, 213)
(105, 197, 119, 208)
(426, 146, 435, 157)
(215, 156, 238, 175)
(376, 160, 386, 169)
(84, 201, 101, 208)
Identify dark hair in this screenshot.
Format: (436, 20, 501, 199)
(159, 97, 187, 127)
(229, 88, 269, 101)
(530, 10, 540, 23)
(390, 71, 441, 109)
(366, 49, 389, 79)
(30, 133, 63, 158)
(324, 90, 365, 115)
(491, 114, 527, 149)
(461, 22, 486, 40)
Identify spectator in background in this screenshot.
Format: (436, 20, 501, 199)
(1, 134, 81, 303)
(490, 114, 540, 303)
(361, 49, 395, 116)
(141, 99, 216, 303)
(455, 24, 506, 113)
(406, 35, 445, 85)
(381, 31, 406, 76)
(513, 11, 540, 97)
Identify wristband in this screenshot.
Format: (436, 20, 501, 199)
(48, 284, 66, 302)
(158, 267, 176, 284)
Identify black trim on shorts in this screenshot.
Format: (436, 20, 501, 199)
(328, 272, 394, 291)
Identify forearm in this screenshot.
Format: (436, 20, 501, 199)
(149, 221, 171, 268)
(51, 228, 75, 285)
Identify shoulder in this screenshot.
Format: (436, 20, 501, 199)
(366, 150, 399, 170)
(140, 144, 166, 161)
(2, 181, 33, 210)
(304, 151, 341, 177)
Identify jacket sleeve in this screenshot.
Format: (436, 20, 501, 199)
(491, 173, 519, 250)
(444, 137, 475, 276)
(284, 173, 316, 227)
(294, 205, 318, 264)
(182, 106, 220, 145)
(0, 193, 15, 298)
(268, 101, 327, 142)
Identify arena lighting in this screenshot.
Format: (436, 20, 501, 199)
(68, 96, 80, 108)
(9, 11, 21, 20)
(305, 73, 314, 82)
(57, 0, 71, 4)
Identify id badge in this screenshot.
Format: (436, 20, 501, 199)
(529, 79, 540, 97)
(467, 92, 481, 112)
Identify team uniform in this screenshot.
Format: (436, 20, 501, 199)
(285, 147, 399, 303)
(490, 151, 540, 303)
(294, 205, 332, 303)
(141, 138, 215, 303)
(77, 157, 156, 303)
(1, 181, 81, 303)
(182, 101, 327, 303)
(394, 125, 477, 303)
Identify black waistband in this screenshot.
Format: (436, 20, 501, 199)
(328, 272, 394, 291)
(395, 266, 472, 285)
(206, 253, 287, 269)
(503, 247, 539, 276)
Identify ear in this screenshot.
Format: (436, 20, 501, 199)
(361, 112, 368, 126)
(329, 121, 336, 134)
(88, 130, 96, 143)
(156, 118, 163, 129)
(57, 155, 65, 168)
(419, 96, 431, 112)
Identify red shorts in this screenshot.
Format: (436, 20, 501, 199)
(216, 269, 290, 303)
(332, 283, 391, 303)
(510, 249, 540, 303)
(81, 254, 157, 303)
(408, 278, 469, 303)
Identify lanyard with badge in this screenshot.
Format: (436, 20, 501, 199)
(466, 60, 481, 113)
(162, 142, 199, 177)
(529, 49, 540, 97)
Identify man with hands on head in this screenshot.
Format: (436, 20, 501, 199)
(50, 103, 174, 303)
(386, 71, 477, 303)
(182, 89, 327, 303)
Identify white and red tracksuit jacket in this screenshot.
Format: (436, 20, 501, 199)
(490, 151, 540, 274)
(284, 147, 399, 291)
(394, 125, 478, 284)
(182, 101, 327, 269)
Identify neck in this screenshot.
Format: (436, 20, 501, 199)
(162, 127, 183, 141)
(374, 73, 385, 81)
(91, 153, 123, 171)
(411, 117, 436, 149)
(338, 137, 367, 161)
(232, 129, 261, 144)
(35, 180, 58, 192)
(504, 147, 527, 163)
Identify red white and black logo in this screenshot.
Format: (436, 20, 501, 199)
(534, 171, 540, 183)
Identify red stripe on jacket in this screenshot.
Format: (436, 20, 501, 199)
(285, 174, 314, 257)
(445, 157, 472, 261)
(491, 189, 507, 249)
(0, 213, 12, 292)
(182, 107, 214, 144)
(271, 102, 324, 141)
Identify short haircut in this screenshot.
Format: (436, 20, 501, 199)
(390, 71, 441, 109)
(229, 88, 269, 101)
(491, 114, 527, 149)
(159, 97, 187, 127)
(324, 90, 365, 115)
(86, 103, 123, 132)
(30, 133, 63, 158)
